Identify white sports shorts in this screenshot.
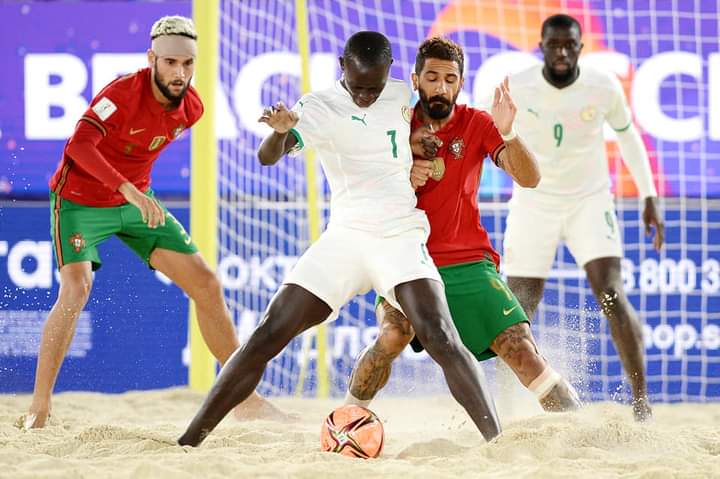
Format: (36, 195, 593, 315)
(503, 190, 623, 278)
(283, 224, 442, 319)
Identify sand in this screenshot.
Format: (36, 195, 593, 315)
(1, 389, 719, 478)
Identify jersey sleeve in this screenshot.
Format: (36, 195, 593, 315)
(605, 73, 633, 132)
(78, 88, 126, 138)
(475, 110, 505, 166)
(288, 94, 329, 153)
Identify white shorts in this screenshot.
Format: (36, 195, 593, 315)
(503, 191, 623, 278)
(283, 225, 442, 319)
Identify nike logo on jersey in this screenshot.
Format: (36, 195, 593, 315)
(351, 114, 367, 126)
(129, 128, 146, 135)
(503, 305, 519, 316)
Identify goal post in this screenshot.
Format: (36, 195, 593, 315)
(189, 0, 219, 391)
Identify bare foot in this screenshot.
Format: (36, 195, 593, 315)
(539, 381, 582, 412)
(632, 397, 653, 422)
(18, 408, 51, 430)
(232, 392, 299, 422)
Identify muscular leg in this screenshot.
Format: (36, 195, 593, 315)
(178, 284, 331, 446)
(26, 262, 94, 429)
(395, 279, 501, 441)
(151, 249, 290, 420)
(490, 322, 580, 412)
(585, 257, 651, 421)
(506, 277, 546, 320)
(346, 299, 414, 404)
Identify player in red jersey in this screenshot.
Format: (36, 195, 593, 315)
(345, 38, 581, 412)
(24, 16, 282, 429)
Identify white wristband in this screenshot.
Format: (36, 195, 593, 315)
(500, 127, 517, 142)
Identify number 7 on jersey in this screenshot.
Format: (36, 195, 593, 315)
(386, 129, 398, 158)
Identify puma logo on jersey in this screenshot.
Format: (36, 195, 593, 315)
(527, 108, 539, 118)
(129, 128, 146, 135)
(503, 305, 519, 316)
(351, 114, 367, 126)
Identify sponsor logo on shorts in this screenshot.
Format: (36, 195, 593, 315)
(68, 232, 85, 253)
(502, 305, 519, 316)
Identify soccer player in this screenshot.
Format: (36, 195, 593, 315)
(178, 31, 501, 447)
(345, 37, 581, 413)
(503, 14, 664, 421)
(24, 16, 281, 429)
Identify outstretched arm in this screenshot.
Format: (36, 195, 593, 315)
(257, 102, 299, 165)
(491, 77, 540, 188)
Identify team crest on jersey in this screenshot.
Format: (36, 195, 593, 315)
(69, 233, 85, 253)
(148, 136, 166, 151)
(401, 105, 412, 123)
(172, 125, 186, 139)
(580, 105, 597, 122)
(449, 137, 465, 159)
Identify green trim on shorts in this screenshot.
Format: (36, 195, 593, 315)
(377, 260, 528, 362)
(49, 190, 198, 271)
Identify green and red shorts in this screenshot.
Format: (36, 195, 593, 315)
(50, 190, 197, 271)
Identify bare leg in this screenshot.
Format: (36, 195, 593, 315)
(151, 249, 290, 420)
(396, 279, 501, 441)
(585, 257, 651, 421)
(178, 284, 331, 446)
(346, 300, 413, 404)
(26, 262, 93, 429)
(506, 276, 546, 320)
(490, 322, 580, 412)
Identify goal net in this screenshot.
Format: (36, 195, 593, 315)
(214, 0, 720, 402)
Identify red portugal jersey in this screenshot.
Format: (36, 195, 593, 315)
(413, 104, 505, 268)
(49, 68, 203, 207)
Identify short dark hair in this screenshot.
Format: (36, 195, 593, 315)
(343, 31, 392, 67)
(415, 37, 464, 77)
(541, 14, 582, 39)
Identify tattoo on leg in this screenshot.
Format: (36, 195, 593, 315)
(349, 343, 394, 400)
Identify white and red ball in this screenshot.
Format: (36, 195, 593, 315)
(320, 405, 384, 459)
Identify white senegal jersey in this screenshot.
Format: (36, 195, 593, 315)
(289, 79, 428, 235)
(509, 63, 633, 200)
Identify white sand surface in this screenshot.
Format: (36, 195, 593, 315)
(1, 389, 719, 478)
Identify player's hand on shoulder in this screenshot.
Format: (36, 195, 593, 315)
(258, 102, 298, 134)
(118, 182, 166, 229)
(410, 158, 433, 190)
(410, 125, 442, 159)
(491, 76, 517, 136)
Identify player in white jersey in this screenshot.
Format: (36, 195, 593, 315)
(178, 31, 500, 447)
(503, 14, 664, 421)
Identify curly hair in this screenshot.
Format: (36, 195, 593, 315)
(150, 15, 197, 41)
(415, 37, 464, 76)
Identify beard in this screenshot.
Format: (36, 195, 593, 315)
(153, 67, 190, 107)
(418, 89, 458, 120)
(545, 60, 575, 84)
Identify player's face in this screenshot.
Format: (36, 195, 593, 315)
(540, 25, 583, 82)
(339, 57, 390, 108)
(413, 58, 463, 120)
(152, 54, 195, 105)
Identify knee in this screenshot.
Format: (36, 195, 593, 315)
(596, 285, 626, 317)
(189, 269, 223, 301)
(415, 321, 462, 359)
(58, 272, 92, 307)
